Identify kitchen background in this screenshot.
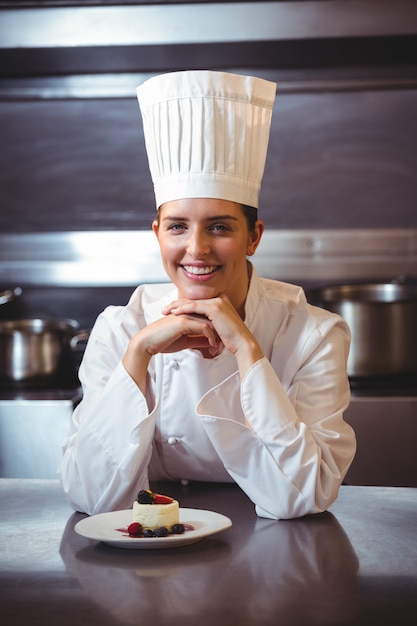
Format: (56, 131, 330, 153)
(1, 0, 417, 486)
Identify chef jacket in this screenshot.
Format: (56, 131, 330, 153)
(59, 266, 356, 519)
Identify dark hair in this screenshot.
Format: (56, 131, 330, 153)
(155, 203, 258, 232)
(241, 205, 258, 232)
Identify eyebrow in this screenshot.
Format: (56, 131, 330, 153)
(162, 214, 239, 222)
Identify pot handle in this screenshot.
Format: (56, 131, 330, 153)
(70, 329, 90, 351)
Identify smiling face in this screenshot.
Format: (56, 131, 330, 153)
(152, 198, 264, 313)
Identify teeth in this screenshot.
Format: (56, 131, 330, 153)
(183, 265, 217, 275)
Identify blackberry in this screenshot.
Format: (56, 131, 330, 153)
(137, 489, 154, 504)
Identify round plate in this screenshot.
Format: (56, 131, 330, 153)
(74, 508, 232, 549)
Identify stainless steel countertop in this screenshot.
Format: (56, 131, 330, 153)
(1, 479, 416, 625)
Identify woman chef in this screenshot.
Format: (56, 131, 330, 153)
(59, 70, 356, 519)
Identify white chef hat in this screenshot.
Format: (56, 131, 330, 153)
(136, 70, 276, 209)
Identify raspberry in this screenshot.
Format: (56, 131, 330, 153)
(127, 522, 143, 536)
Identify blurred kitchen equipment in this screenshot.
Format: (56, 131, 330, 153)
(0, 287, 22, 305)
(0, 318, 89, 387)
(307, 282, 417, 378)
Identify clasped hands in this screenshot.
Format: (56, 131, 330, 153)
(123, 294, 263, 392)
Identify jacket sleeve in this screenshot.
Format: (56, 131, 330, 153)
(196, 319, 356, 520)
(58, 309, 157, 515)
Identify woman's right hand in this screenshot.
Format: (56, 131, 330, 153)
(122, 313, 222, 393)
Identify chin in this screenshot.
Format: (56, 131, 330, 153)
(181, 284, 220, 301)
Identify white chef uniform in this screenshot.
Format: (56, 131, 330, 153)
(58, 70, 356, 518)
(59, 265, 355, 518)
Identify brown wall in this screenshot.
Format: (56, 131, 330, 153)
(1, 86, 416, 233)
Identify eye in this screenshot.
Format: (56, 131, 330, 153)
(210, 223, 229, 233)
(167, 222, 187, 232)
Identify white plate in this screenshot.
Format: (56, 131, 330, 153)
(74, 508, 232, 549)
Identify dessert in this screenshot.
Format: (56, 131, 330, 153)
(129, 489, 183, 537)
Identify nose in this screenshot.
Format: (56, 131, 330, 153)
(186, 228, 210, 258)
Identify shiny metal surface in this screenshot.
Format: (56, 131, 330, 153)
(2, 1, 416, 49)
(1, 479, 416, 625)
(1, 229, 416, 286)
(0, 319, 85, 385)
(314, 282, 417, 303)
(2, 71, 417, 101)
(309, 283, 417, 377)
(0, 401, 74, 478)
(344, 395, 417, 487)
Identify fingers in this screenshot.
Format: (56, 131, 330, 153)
(161, 296, 245, 357)
(148, 311, 221, 355)
(183, 334, 224, 355)
(181, 318, 220, 350)
(162, 296, 227, 319)
(162, 302, 202, 317)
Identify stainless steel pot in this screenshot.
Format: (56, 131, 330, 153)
(0, 318, 89, 387)
(307, 283, 417, 378)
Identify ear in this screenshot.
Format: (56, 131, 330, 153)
(152, 219, 159, 237)
(246, 220, 264, 257)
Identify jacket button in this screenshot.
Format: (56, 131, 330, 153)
(167, 436, 177, 445)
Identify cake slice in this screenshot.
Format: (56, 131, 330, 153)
(132, 489, 180, 531)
